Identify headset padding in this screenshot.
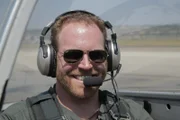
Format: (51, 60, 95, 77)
(48, 45, 56, 77)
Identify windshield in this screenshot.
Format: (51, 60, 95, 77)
(0, 0, 15, 43)
(4, 0, 180, 103)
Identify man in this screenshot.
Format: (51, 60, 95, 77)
(0, 10, 154, 120)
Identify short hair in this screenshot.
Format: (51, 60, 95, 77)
(51, 10, 107, 51)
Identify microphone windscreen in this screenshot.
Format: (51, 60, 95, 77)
(83, 76, 103, 87)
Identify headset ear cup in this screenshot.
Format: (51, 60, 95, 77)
(48, 45, 56, 77)
(37, 44, 56, 77)
(106, 40, 120, 72)
(106, 40, 113, 71)
(37, 44, 50, 76)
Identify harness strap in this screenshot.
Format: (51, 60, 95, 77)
(26, 87, 62, 120)
(100, 90, 131, 120)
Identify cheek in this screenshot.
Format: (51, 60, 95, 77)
(94, 61, 108, 73)
(56, 58, 76, 76)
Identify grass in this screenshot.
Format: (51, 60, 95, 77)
(20, 43, 39, 50)
(117, 39, 180, 47)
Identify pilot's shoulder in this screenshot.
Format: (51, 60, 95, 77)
(121, 98, 154, 120)
(0, 101, 32, 120)
(100, 90, 153, 120)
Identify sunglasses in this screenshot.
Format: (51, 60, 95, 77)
(61, 49, 108, 64)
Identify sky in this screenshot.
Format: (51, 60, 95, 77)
(1, 0, 180, 29)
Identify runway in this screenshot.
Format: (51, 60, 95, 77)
(4, 47, 180, 103)
(102, 47, 180, 91)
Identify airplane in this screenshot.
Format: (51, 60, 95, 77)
(0, 0, 180, 120)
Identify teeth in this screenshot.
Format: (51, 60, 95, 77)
(76, 76, 89, 81)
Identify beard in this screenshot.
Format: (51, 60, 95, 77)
(56, 60, 107, 99)
(56, 72, 100, 99)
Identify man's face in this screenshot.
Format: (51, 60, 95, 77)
(56, 22, 107, 99)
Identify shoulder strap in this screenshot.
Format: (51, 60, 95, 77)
(100, 90, 131, 120)
(26, 87, 63, 120)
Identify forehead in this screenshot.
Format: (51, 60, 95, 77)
(57, 22, 105, 51)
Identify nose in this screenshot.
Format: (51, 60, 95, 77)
(78, 54, 92, 70)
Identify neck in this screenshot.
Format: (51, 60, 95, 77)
(56, 82, 100, 120)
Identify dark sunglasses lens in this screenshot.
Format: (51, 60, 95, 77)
(89, 50, 107, 63)
(64, 50, 83, 63)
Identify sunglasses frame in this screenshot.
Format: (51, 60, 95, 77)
(59, 49, 108, 64)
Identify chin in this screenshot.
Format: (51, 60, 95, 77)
(57, 74, 100, 99)
(70, 86, 99, 99)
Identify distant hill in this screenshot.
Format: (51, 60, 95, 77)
(23, 24, 180, 44)
(23, 28, 51, 44)
(114, 24, 180, 40)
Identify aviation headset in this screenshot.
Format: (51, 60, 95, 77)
(37, 10, 121, 77)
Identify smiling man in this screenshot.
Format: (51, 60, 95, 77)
(0, 10, 154, 120)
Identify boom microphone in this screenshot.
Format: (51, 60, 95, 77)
(83, 76, 103, 87)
